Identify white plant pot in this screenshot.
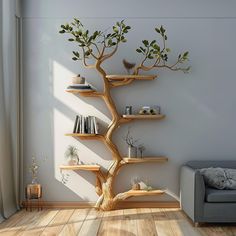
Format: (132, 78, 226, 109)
(128, 146, 137, 158)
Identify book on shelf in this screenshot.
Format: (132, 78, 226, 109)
(73, 115, 99, 134)
(67, 83, 97, 92)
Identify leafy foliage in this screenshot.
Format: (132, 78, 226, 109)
(59, 18, 131, 62)
(59, 19, 190, 74)
(135, 25, 190, 73)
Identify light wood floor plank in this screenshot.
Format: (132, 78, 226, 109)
(59, 208, 90, 236)
(151, 208, 175, 236)
(121, 208, 138, 236)
(1, 208, 236, 236)
(163, 208, 202, 236)
(78, 208, 103, 236)
(0, 210, 42, 236)
(98, 209, 124, 236)
(40, 209, 74, 236)
(135, 208, 157, 236)
(17, 209, 59, 236)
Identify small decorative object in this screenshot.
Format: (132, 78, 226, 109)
(139, 106, 161, 115)
(139, 106, 151, 115)
(29, 156, 39, 184)
(72, 74, 85, 84)
(153, 105, 161, 114)
(65, 145, 79, 165)
(124, 128, 138, 158)
(125, 106, 132, 115)
(138, 144, 146, 158)
(139, 180, 153, 191)
(122, 59, 136, 74)
(25, 184, 42, 211)
(131, 177, 140, 190)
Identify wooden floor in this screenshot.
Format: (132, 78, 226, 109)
(0, 208, 236, 236)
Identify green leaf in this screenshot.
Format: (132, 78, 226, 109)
(68, 38, 74, 41)
(142, 40, 149, 47)
(72, 57, 78, 61)
(113, 26, 119, 33)
(61, 25, 66, 29)
(136, 49, 142, 53)
(148, 55, 154, 59)
(122, 39, 127, 43)
(165, 35, 167, 40)
(59, 30, 65, 34)
(140, 46, 146, 52)
(160, 25, 165, 34)
(155, 28, 160, 33)
(183, 51, 189, 57)
(150, 40, 156, 46)
(153, 44, 160, 51)
(166, 48, 171, 52)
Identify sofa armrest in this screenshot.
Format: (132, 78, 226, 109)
(180, 165, 205, 222)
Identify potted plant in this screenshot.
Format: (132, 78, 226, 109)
(65, 145, 80, 165)
(29, 156, 39, 184)
(124, 128, 138, 158)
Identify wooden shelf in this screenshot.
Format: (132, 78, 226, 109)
(65, 133, 103, 140)
(66, 90, 103, 97)
(122, 114, 165, 120)
(60, 165, 100, 171)
(123, 157, 168, 164)
(126, 189, 165, 197)
(106, 74, 157, 81)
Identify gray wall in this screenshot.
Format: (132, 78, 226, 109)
(22, 0, 236, 202)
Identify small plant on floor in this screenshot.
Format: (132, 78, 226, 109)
(65, 145, 80, 165)
(29, 156, 39, 184)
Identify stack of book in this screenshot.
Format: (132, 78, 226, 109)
(67, 84, 96, 92)
(73, 115, 99, 134)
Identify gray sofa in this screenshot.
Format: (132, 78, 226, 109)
(180, 161, 236, 224)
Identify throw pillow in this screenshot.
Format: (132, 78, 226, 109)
(199, 167, 236, 190)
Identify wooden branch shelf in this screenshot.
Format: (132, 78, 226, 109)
(122, 114, 165, 120)
(60, 165, 100, 171)
(66, 89, 103, 97)
(65, 133, 103, 140)
(127, 189, 165, 197)
(106, 74, 157, 81)
(123, 157, 168, 164)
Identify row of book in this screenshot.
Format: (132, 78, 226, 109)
(67, 84, 96, 92)
(73, 115, 99, 134)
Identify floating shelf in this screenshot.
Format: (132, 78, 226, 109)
(60, 165, 100, 171)
(126, 189, 165, 197)
(123, 157, 168, 164)
(122, 114, 165, 120)
(66, 89, 103, 97)
(106, 74, 157, 81)
(65, 133, 103, 140)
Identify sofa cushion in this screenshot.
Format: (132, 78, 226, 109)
(199, 167, 236, 189)
(206, 187, 236, 203)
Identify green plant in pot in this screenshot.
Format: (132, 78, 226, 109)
(65, 145, 80, 165)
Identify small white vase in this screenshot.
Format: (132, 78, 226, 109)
(68, 159, 78, 165)
(128, 145, 137, 158)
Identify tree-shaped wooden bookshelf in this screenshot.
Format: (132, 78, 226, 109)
(59, 19, 190, 210)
